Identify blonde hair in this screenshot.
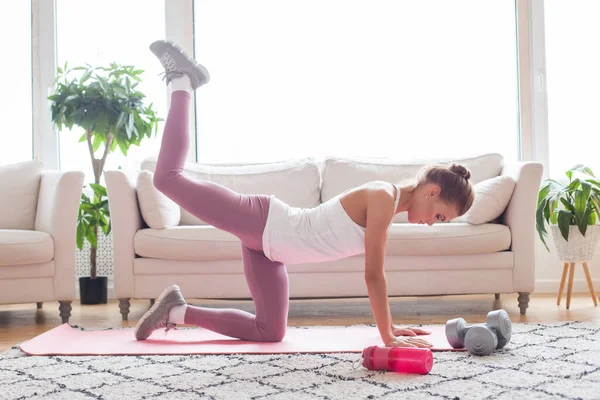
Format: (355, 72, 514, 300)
(414, 163, 475, 216)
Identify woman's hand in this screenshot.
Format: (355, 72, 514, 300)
(392, 326, 431, 337)
(384, 336, 433, 348)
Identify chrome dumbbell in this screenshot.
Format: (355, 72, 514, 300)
(445, 317, 476, 349)
(486, 309, 512, 349)
(445, 309, 512, 356)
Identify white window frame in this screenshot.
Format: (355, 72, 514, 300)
(518, 0, 550, 179)
(30, 0, 547, 171)
(32, 0, 59, 169)
(31, 0, 198, 170)
(165, 0, 197, 162)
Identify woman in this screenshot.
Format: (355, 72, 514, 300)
(134, 40, 475, 349)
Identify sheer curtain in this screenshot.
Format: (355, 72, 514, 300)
(1, 1, 32, 165)
(193, 0, 519, 164)
(56, 0, 167, 182)
(545, 0, 600, 178)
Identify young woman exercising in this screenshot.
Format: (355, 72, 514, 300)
(134, 40, 475, 349)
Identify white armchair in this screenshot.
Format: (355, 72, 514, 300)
(0, 161, 84, 323)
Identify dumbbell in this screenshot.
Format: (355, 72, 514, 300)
(446, 309, 512, 349)
(486, 309, 512, 349)
(445, 309, 512, 356)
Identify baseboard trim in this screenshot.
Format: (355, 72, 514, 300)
(535, 278, 600, 294)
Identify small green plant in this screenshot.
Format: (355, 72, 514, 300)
(77, 183, 111, 278)
(536, 164, 600, 251)
(49, 62, 161, 279)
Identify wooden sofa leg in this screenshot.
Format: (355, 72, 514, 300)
(150, 299, 155, 306)
(37, 302, 43, 309)
(59, 301, 72, 324)
(495, 294, 500, 300)
(119, 299, 131, 321)
(518, 292, 530, 315)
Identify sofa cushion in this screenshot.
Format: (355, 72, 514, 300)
(385, 223, 511, 256)
(0, 229, 54, 266)
(320, 153, 504, 223)
(455, 175, 516, 225)
(0, 161, 43, 229)
(133, 222, 510, 261)
(134, 226, 241, 260)
(137, 170, 181, 229)
(141, 157, 321, 226)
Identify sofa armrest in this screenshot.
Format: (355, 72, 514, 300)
(106, 170, 144, 299)
(500, 161, 544, 292)
(34, 170, 84, 301)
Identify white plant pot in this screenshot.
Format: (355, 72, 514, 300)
(550, 225, 600, 262)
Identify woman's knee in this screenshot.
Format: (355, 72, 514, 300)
(260, 324, 286, 342)
(153, 170, 180, 194)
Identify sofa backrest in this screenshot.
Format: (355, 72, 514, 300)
(320, 153, 504, 223)
(0, 160, 43, 229)
(141, 157, 321, 225)
(140, 153, 503, 225)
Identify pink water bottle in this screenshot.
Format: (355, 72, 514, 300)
(361, 346, 434, 374)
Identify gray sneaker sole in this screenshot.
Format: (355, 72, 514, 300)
(134, 285, 185, 340)
(149, 40, 210, 89)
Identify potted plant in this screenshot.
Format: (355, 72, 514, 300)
(49, 62, 161, 304)
(536, 164, 600, 259)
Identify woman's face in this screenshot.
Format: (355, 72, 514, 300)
(407, 185, 459, 226)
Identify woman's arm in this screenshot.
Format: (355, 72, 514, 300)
(364, 188, 396, 345)
(364, 187, 433, 348)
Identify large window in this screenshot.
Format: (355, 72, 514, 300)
(1, 1, 32, 165)
(193, 0, 519, 163)
(56, 0, 166, 182)
(545, 1, 600, 178)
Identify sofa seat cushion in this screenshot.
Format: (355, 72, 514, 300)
(386, 223, 511, 256)
(134, 226, 242, 261)
(134, 223, 510, 261)
(0, 229, 54, 266)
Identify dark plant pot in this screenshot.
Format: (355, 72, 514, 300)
(79, 277, 108, 305)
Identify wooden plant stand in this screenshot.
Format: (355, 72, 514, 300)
(557, 262, 598, 309)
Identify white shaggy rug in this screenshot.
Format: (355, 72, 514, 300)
(1, 321, 599, 400)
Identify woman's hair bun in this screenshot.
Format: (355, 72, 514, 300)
(449, 163, 471, 180)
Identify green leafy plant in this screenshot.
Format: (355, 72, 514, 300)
(49, 62, 161, 279)
(76, 183, 111, 279)
(536, 165, 600, 251)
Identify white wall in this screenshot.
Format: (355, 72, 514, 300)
(534, 234, 600, 295)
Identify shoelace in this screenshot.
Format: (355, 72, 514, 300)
(157, 51, 187, 84)
(159, 52, 179, 73)
(164, 323, 178, 336)
(151, 318, 178, 336)
(158, 70, 185, 83)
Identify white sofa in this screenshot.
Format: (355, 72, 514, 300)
(0, 161, 84, 323)
(106, 153, 543, 320)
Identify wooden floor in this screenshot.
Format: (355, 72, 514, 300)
(1, 293, 598, 352)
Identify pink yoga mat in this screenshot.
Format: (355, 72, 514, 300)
(19, 323, 465, 356)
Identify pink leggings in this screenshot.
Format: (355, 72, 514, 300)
(154, 91, 289, 342)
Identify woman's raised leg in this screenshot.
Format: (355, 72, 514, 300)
(150, 40, 269, 250)
(134, 41, 289, 342)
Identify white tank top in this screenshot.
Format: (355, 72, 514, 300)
(262, 184, 401, 264)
